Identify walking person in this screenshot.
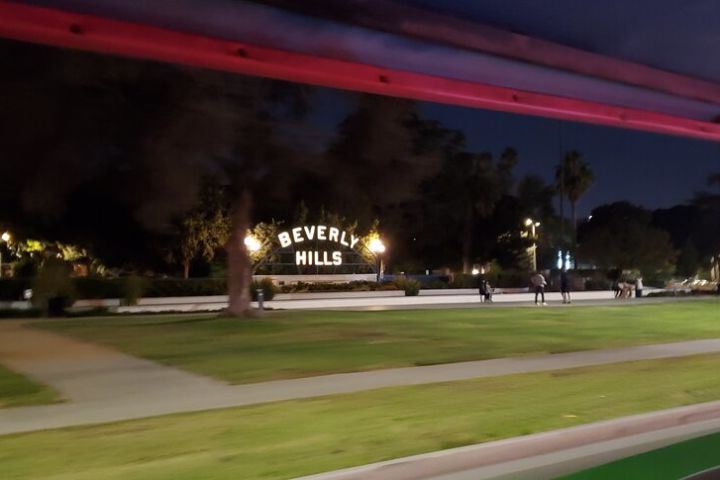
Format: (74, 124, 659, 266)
(530, 271, 547, 305)
(483, 279, 493, 302)
(635, 277, 643, 298)
(478, 276, 488, 303)
(561, 270, 572, 304)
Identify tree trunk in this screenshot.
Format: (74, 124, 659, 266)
(571, 200, 577, 247)
(226, 188, 253, 317)
(559, 160, 565, 259)
(461, 205, 474, 274)
(182, 260, 190, 279)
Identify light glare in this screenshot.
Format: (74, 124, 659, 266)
(244, 235, 261, 253)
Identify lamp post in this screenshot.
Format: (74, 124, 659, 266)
(243, 234, 261, 254)
(524, 219, 540, 271)
(368, 238, 386, 283)
(0, 231, 10, 279)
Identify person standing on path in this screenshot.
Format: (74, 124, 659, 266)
(561, 270, 572, 304)
(478, 276, 489, 303)
(531, 271, 547, 305)
(636, 277, 643, 298)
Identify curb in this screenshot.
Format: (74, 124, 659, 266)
(295, 401, 720, 480)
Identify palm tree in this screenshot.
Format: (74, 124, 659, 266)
(555, 150, 594, 244)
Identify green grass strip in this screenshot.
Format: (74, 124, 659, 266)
(4, 353, 720, 479)
(0, 364, 60, 408)
(36, 300, 720, 383)
(561, 431, 720, 479)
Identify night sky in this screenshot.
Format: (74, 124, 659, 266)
(8, 0, 720, 216)
(303, 87, 720, 217)
(293, 0, 720, 216)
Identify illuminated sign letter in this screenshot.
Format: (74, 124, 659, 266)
(350, 235, 360, 249)
(339, 231, 349, 247)
(329, 227, 340, 243)
(332, 251, 342, 265)
(303, 225, 316, 240)
(296, 251, 307, 265)
(278, 232, 292, 248)
(292, 227, 304, 243)
(317, 225, 327, 241)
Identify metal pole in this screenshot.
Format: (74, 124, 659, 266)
(376, 255, 381, 283)
(531, 223, 537, 271)
(558, 121, 565, 270)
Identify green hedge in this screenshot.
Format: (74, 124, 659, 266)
(0, 277, 228, 301)
(278, 281, 397, 293)
(0, 278, 31, 301)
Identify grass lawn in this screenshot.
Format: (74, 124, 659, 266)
(34, 300, 720, 384)
(0, 364, 60, 408)
(4, 353, 720, 479)
(561, 431, 720, 479)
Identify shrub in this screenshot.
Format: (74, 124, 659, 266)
(32, 259, 76, 316)
(584, 278, 612, 291)
(394, 278, 421, 296)
(448, 274, 478, 289)
(0, 308, 43, 318)
(73, 277, 125, 299)
(251, 278, 277, 301)
(123, 275, 145, 306)
(277, 281, 398, 294)
(0, 278, 32, 301)
(142, 278, 226, 297)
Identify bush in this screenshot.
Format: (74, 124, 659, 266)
(142, 278, 226, 297)
(123, 275, 145, 306)
(394, 278, 421, 296)
(0, 278, 32, 301)
(73, 277, 125, 299)
(277, 281, 397, 294)
(0, 308, 43, 318)
(584, 278, 612, 291)
(33, 259, 76, 316)
(251, 278, 277, 301)
(448, 274, 478, 289)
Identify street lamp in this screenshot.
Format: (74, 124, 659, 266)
(0, 231, 10, 279)
(524, 219, 540, 271)
(244, 234, 261, 253)
(368, 238, 386, 282)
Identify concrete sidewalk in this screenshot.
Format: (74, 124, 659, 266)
(113, 289, 671, 313)
(3, 320, 720, 435)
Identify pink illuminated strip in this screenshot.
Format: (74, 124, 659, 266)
(1, 2, 719, 141)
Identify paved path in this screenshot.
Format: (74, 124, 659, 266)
(3, 320, 720, 434)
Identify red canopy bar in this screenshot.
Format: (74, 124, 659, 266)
(2, 1, 720, 142)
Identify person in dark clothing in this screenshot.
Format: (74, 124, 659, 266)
(478, 277, 487, 302)
(612, 279, 621, 298)
(561, 270, 571, 304)
(483, 279, 492, 302)
(478, 277, 492, 302)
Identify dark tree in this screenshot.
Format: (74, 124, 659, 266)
(578, 202, 676, 275)
(0, 40, 312, 316)
(424, 148, 517, 272)
(555, 150, 594, 244)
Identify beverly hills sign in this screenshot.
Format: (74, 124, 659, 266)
(277, 225, 362, 266)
